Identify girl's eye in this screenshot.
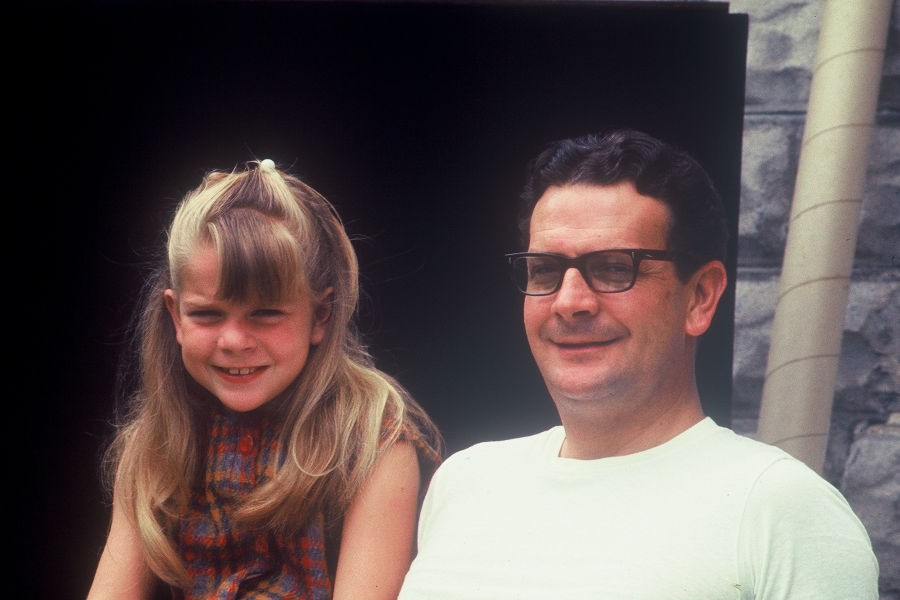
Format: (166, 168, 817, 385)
(252, 308, 286, 319)
(185, 310, 224, 325)
(188, 310, 221, 320)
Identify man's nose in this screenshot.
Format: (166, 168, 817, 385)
(552, 267, 601, 318)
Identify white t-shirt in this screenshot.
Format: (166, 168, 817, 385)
(399, 418, 878, 599)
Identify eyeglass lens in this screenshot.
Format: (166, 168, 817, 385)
(511, 250, 637, 295)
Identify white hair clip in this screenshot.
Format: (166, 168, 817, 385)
(260, 158, 276, 172)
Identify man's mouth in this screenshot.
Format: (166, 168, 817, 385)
(555, 339, 615, 349)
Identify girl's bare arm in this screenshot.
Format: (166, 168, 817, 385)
(333, 440, 422, 599)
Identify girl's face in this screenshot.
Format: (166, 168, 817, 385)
(164, 244, 330, 413)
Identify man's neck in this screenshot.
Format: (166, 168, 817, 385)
(555, 398, 705, 460)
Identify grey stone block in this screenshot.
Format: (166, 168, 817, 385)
(841, 417, 900, 594)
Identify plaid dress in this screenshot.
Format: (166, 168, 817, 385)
(174, 411, 332, 599)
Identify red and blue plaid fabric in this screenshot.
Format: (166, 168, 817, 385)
(175, 411, 332, 599)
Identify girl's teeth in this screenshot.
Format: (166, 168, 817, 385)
(227, 367, 256, 375)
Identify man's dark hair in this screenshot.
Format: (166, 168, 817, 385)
(518, 129, 729, 280)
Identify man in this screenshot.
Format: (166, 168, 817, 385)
(398, 129, 879, 598)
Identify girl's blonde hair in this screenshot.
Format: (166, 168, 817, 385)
(102, 160, 443, 587)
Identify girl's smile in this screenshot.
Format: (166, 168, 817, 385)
(165, 243, 329, 413)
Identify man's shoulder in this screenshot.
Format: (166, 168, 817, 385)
(691, 419, 840, 493)
(691, 418, 794, 462)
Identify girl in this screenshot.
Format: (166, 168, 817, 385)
(88, 159, 443, 599)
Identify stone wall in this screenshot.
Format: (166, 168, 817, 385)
(725, 0, 899, 596)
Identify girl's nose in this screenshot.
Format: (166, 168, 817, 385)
(218, 321, 257, 351)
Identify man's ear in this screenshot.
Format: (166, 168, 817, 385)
(310, 287, 334, 346)
(684, 260, 727, 337)
(164, 289, 184, 345)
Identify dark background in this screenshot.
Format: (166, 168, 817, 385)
(32, 1, 746, 596)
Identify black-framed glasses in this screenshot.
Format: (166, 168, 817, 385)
(505, 248, 683, 295)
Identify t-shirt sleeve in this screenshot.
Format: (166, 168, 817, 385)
(738, 456, 880, 599)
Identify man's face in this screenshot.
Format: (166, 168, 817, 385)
(523, 182, 698, 412)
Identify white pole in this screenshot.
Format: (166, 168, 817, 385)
(755, 0, 892, 473)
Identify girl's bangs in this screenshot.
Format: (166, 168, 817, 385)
(213, 212, 306, 304)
